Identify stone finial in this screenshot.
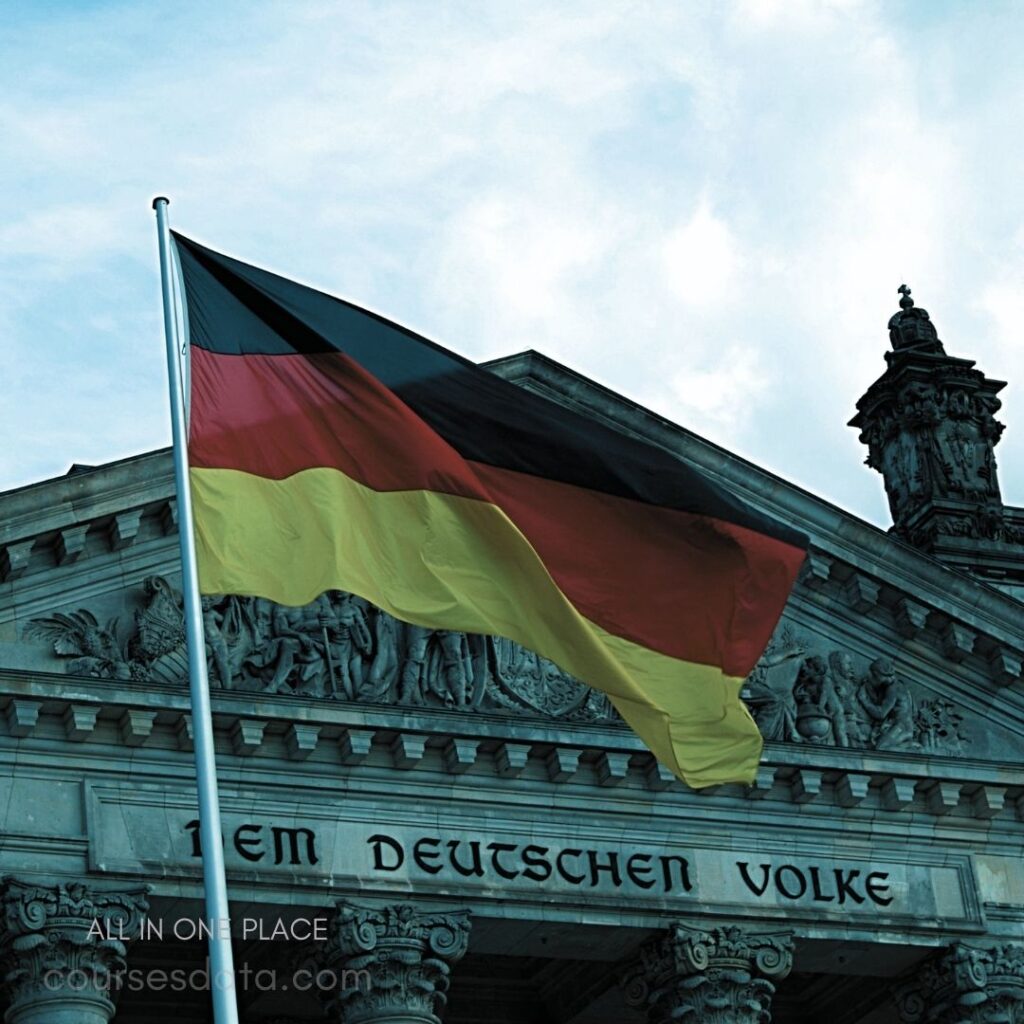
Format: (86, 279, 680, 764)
(894, 942, 1024, 1024)
(886, 285, 945, 356)
(0, 878, 150, 1024)
(621, 923, 793, 1024)
(322, 902, 471, 1024)
(849, 289, 1024, 585)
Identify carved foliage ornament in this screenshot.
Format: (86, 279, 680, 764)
(621, 923, 793, 1024)
(895, 942, 1024, 1024)
(323, 902, 471, 1024)
(0, 878, 149, 1010)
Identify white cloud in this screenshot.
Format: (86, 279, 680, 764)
(1, 0, 1023, 524)
(662, 201, 741, 308)
(667, 345, 771, 441)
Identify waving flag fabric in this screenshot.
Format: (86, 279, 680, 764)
(173, 232, 807, 787)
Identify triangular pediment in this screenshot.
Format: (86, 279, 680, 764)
(2, 353, 1022, 773)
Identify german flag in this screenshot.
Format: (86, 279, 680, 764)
(173, 232, 807, 788)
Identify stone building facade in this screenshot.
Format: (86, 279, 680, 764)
(0, 291, 1022, 1023)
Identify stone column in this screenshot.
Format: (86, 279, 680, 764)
(0, 877, 149, 1024)
(321, 901, 471, 1024)
(894, 942, 1024, 1024)
(621, 923, 793, 1024)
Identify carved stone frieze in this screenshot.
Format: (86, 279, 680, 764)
(742, 625, 969, 754)
(23, 578, 984, 751)
(621, 923, 793, 1024)
(894, 942, 1024, 1024)
(0, 877, 150, 1024)
(322, 902, 471, 1024)
(25, 581, 617, 724)
(25, 575, 187, 683)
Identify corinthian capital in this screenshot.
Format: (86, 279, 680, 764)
(621, 922, 793, 1024)
(0, 877, 150, 1024)
(322, 902, 471, 1024)
(895, 942, 1024, 1024)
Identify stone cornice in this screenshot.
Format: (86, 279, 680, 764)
(0, 672, 1021, 828)
(0, 450, 173, 547)
(487, 352, 1024, 634)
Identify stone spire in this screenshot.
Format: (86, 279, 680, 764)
(850, 286, 1024, 590)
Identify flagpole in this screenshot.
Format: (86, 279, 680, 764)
(152, 197, 240, 1024)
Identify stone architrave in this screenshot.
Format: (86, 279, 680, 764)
(894, 942, 1024, 1024)
(0, 877, 150, 1024)
(621, 923, 794, 1024)
(321, 902, 471, 1024)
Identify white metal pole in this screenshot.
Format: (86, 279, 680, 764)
(152, 197, 240, 1024)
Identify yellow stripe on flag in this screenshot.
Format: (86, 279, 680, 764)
(191, 465, 759, 786)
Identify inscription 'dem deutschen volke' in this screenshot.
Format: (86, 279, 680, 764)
(180, 821, 895, 908)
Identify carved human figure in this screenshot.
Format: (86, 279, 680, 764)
(201, 596, 232, 688)
(742, 628, 805, 743)
(791, 655, 848, 746)
(400, 626, 474, 707)
(435, 630, 473, 706)
(321, 591, 373, 700)
(243, 604, 316, 694)
(360, 610, 399, 702)
(400, 624, 431, 704)
(857, 657, 916, 750)
(828, 651, 866, 747)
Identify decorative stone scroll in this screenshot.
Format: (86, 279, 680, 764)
(321, 902, 471, 1024)
(894, 942, 1024, 1024)
(621, 923, 793, 1024)
(743, 625, 969, 754)
(0, 877, 150, 1024)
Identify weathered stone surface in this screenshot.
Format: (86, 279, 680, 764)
(850, 285, 1024, 591)
(894, 942, 1024, 1024)
(322, 902, 471, 1024)
(0, 878, 149, 1024)
(744, 625, 969, 754)
(621, 923, 793, 1024)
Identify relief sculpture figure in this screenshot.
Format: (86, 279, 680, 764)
(791, 655, 848, 746)
(360, 609, 399, 702)
(743, 625, 806, 742)
(828, 651, 868, 746)
(244, 604, 320, 695)
(321, 591, 373, 700)
(201, 596, 232, 689)
(856, 657, 916, 751)
(400, 625, 475, 707)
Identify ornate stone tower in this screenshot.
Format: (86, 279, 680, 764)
(850, 285, 1024, 593)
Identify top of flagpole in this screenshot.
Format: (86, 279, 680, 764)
(152, 195, 170, 209)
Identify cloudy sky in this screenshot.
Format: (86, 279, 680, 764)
(2, 0, 1022, 529)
